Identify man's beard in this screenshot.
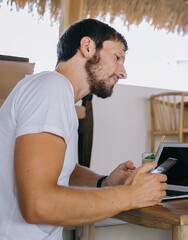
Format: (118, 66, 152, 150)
(85, 51, 114, 99)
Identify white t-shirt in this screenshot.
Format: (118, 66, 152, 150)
(0, 71, 78, 240)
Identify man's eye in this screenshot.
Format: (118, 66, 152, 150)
(115, 55, 120, 61)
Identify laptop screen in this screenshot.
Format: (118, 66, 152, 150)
(155, 143, 188, 187)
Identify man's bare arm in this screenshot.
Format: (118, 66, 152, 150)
(69, 161, 136, 187)
(14, 132, 167, 227)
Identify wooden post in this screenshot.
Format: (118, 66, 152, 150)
(59, 0, 83, 36)
(75, 224, 95, 240)
(173, 225, 188, 240)
(59, 0, 95, 240)
(58, 4, 94, 240)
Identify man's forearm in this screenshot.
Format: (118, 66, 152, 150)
(69, 164, 106, 187)
(22, 184, 134, 226)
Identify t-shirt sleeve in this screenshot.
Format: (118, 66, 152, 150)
(15, 75, 74, 144)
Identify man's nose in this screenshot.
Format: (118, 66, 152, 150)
(117, 65, 127, 79)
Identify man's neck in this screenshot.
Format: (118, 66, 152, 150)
(55, 59, 90, 103)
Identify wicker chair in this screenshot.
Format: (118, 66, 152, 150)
(150, 92, 188, 152)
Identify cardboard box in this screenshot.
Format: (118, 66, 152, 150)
(0, 60, 35, 99)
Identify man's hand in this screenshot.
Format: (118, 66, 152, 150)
(124, 162, 168, 208)
(102, 161, 136, 187)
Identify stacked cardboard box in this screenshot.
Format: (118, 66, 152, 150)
(0, 55, 35, 100)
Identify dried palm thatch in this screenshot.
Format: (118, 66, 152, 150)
(1, 0, 62, 21)
(82, 0, 188, 35)
(1, 0, 188, 35)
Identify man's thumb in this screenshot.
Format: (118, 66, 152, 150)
(137, 161, 157, 174)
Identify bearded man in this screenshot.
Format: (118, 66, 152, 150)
(0, 19, 167, 240)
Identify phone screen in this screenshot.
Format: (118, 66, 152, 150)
(150, 157, 178, 174)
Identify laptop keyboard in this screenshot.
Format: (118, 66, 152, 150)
(166, 189, 188, 197)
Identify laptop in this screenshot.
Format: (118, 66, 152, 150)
(154, 142, 188, 200)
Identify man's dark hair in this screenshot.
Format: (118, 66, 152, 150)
(57, 19, 128, 64)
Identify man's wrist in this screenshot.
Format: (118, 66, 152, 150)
(96, 176, 108, 188)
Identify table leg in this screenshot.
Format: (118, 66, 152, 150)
(172, 225, 188, 240)
(75, 223, 94, 240)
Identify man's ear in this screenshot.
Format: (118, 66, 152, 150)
(80, 37, 96, 58)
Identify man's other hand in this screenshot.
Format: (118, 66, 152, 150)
(102, 161, 136, 187)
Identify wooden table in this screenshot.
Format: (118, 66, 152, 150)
(113, 198, 188, 240)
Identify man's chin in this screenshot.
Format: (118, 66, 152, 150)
(91, 88, 113, 99)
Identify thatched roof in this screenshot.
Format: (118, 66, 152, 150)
(1, 0, 188, 35)
(2, 0, 61, 21)
(83, 0, 188, 35)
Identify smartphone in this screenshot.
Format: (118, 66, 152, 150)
(150, 157, 178, 174)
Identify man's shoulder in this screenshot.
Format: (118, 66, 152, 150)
(19, 71, 72, 94)
(34, 71, 72, 91)
(13, 71, 74, 109)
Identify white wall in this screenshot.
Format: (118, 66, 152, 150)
(95, 224, 171, 240)
(90, 83, 176, 174)
(63, 222, 171, 240)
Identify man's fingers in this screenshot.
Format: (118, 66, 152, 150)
(161, 190, 167, 198)
(158, 173, 168, 183)
(121, 161, 136, 170)
(162, 183, 168, 191)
